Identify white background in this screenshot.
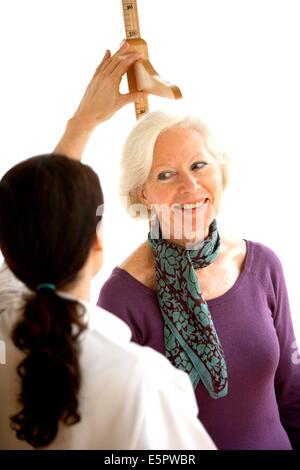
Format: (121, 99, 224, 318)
(0, 0, 299, 342)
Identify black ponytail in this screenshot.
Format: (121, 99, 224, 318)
(10, 290, 86, 447)
(0, 154, 103, 447)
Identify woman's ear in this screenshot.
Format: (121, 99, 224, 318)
(137, 185, 151, 208)
(94, 223, 103, 252)
(91, 230, 104, 275)
(94, 234, 103, 252)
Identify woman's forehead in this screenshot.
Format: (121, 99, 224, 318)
(152, 129, 211, 167)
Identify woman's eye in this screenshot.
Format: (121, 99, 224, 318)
(158, 171, 174, 181)
(191, 161, 207, 171)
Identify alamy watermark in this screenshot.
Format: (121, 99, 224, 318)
(96, 201, 208, 250)
(0, 339, 6, 365)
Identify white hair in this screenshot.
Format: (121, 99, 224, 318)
(120, 110, 229, 218)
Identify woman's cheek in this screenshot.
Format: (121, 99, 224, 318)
(148, 183, 174, 205)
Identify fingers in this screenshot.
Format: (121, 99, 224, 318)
(103, 50, 143, 78)
(92, 41, 129, 78)
(119, 40, 129, 50)
(92, 49, 111, 78)
(119, 39, 127, 48)
(93, 42, 143, 85)
(100, 41, 129, 73)
(108, 51, 144, 81)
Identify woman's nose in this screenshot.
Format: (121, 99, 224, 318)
(179, 173, 200, 193)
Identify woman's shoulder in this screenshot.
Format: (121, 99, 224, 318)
(82, 306, 185, 388)
(119, 241, 156, 290)
(245, 239, 284, 271)
(87, 304, 132, 343)
(221, 236, 283, 270)
(219, 236, 285, 292)
(240, 239, 287, 298)
(0, 263, 29, 330)
(98, 243, 156, 315)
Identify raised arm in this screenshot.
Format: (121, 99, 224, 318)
(54, 42, 145, 161)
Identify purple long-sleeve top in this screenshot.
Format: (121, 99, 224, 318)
(98, 240, 300, 450)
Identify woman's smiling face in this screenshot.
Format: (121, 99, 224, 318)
(140, 127, 224, 245)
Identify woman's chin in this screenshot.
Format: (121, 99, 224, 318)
(159, 210, 215, 245)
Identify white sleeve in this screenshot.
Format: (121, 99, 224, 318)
(0, 262, 28, 309)
(131, 347, 217, 450)
(0, 263, 25, 294)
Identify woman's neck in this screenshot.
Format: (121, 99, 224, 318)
(58, 248, 99, 302)
(59, 274, 92, 303)
(163, 229, 211, 249)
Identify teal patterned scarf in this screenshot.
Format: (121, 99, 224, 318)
(148, 218, 228, 399)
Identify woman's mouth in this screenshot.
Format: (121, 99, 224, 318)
(173, 198, 209, 210)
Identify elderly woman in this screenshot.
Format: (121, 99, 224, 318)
(98, 111, 300, 450)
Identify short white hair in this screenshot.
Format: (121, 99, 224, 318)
(120, 110, 229, 218)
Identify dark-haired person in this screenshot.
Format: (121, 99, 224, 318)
(0, 44, 216, 450)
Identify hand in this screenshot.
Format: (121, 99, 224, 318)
(72, 42, 146, 130)
(54, 42, 146, 161)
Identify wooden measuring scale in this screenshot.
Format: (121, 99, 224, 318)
(121, 0, 182, 119)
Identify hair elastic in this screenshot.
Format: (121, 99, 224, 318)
(36, 283, 56, 291)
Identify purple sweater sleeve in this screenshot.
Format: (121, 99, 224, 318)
(264, 251, 300, 449)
